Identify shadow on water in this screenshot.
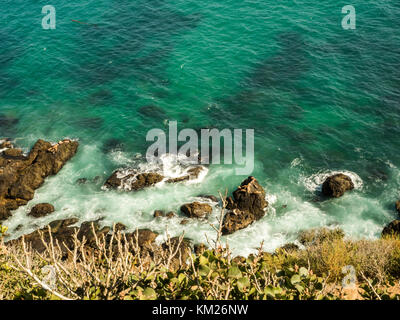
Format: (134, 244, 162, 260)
(70, 0, 201, 88)
(210, 32, 311, 128)
(0, 30, 24, 98)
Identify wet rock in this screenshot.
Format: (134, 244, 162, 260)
(222, 176, 268, 235)
(382, 220, 400, 237)
(28, 203, 55, 218)
(166, 211, 176, 219)
(104, 171, 164, 191)
(321, 173, 354, 198)
(2, 148, 23, 158)
(396, 201, 400, 214)
(180, 202, 212, 218)
(8, 218, 79, 253)
(0, 139, 12, 149)
(165, 167, 204, 183)
(77, 220, 110, 245)
(180, 219, 189, 225)
(0, 139, 78, 220)
(114, 222, 127, 231)
(153, 210, 165, 218)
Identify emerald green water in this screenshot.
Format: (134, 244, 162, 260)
(1, 1, 400, 255)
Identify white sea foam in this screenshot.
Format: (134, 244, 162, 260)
(302, 170, 363, 192)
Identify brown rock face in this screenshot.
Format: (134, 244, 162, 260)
(104, 171, 163, 191)
(321, 173, 354, 198)
(180, 202, 212, 218)
(382, 220, 400, 237)
(222, 176, 268, 235)
(0, 139, 79, 221)
(28, 203, 55, 218)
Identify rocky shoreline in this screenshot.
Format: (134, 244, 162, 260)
(1, 138, 400, 258)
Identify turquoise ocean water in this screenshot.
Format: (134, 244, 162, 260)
(1, 0, 400, 255)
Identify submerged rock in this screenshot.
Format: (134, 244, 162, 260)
(138, 105, 167, 120)
(396, 201, 400, 214)
(321, 173, 354, 198)
(104, 170, 164, 191)
(0, 139, 79, 221)
(180, 202, 212, 219)
(28, 203, 55, 218)
(382, 220, 400, 237)
(222, 176, 268, 235)
(165, 167, 204, 183)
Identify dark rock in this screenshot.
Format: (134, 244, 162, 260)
(166, 211, 176, 219)
(0, 139, 78, 220)
(125, 229, 159, 247)
(321, 173, 354, 198)
(180, 219, 189, 225)
(165, 167, 204, 183)
(153, 210, 165, 218)
(222, 176, 268, 235)
(396, 201, 400, 214)
(382, 220, 400, 237)
(180, 202, 212, 218)
(221, 209, 255, 235)
(77, 220, 110, 245)
(28, 203, 55, 218)
(161, 237, 192, 270)
(194, 243, 207, 255)
(48, 218, 79, 233)
(8, 218, 79, 253)
(114, 222, 127, 231)
(0, 205, 11, 221)
(104, 171, 164, 191)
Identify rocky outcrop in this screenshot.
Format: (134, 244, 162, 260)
(222, 176, 268, 235)
(0, 139, 79, 221)
(104, 171, 164, 191)
(382, 220, 400, 237)
(180, 202, 212, 218)
(165, 167, 204, 183)
(28, 203, 55, 218)
(321, 173, 354, 198)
